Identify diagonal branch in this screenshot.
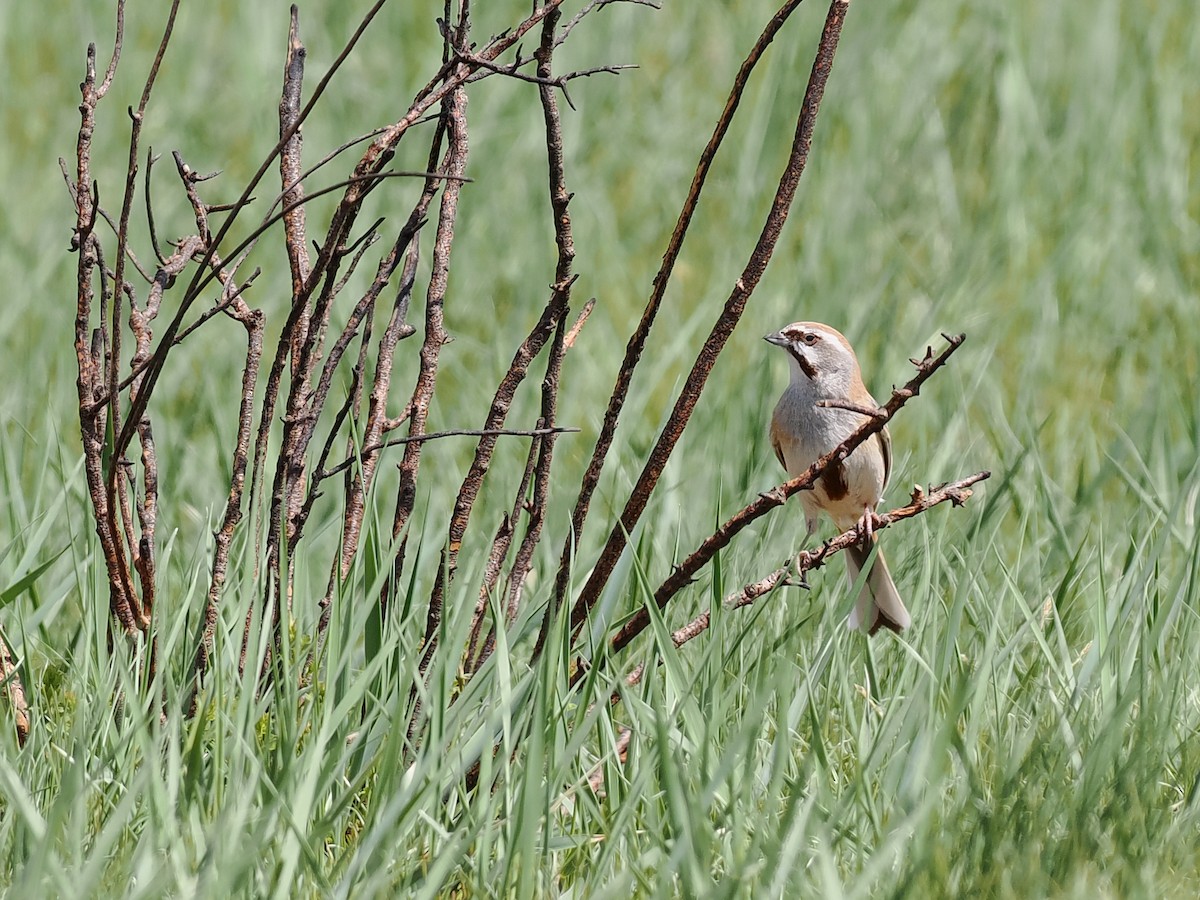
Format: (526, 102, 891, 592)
(652, 470, 990, 653)
(602, 331, 966, 658)
(566, 0, 851, 637)
(545, 0, 812, 641)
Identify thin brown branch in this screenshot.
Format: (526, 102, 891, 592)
(665, 471, 991, 652)
(188, 302, 263, 712)
(97, 0, 126, 97)
(324, 427, 580, 482)
(815, 397, 887, 419)
(458, 45, 633, 104)
(0, 632, 29, 748)
(331, 222, 424, 577)
(564, 298, 595, 349)
(72, 20, 139, 638)
(466, 435, 541, 673)
(504, 6, 576, 637)
(568, 0, 850, 637)
(143, 148, 167, 266)
(391, 80, 471, 649)
(469, 8, 581, 672)
(282, 223, 386, 557)
(545, 0, 811, 647)
(100, 0, 181, 649)
(308, 126, 449, 661)
(605, 332, 967, 656)
(558, 0, 661, 46)
(280, 4, 312, 366)
(399, 10, 475, 750)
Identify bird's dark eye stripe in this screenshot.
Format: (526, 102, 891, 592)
(784, 328, 819, 345)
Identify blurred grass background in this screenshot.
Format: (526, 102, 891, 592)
(1, 0, 1198, 896)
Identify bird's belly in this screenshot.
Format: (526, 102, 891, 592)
(781, 433, 886, 529)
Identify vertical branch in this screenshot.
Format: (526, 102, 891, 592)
(503, 5, 580, 657)
(396, 4, 473, 745)
(282, 222, 387, 559)
(388, 82, 470, 601)
(465, 436, 540, 672)
(102, 0, 181, 646)
(567, 0, 850, 634)
(190, 286, 263, 711)
(280, 5, 313, 370)
(158, 154, 267, 699)
(504, 326, 566, 625)
(466, 3, 582, 672)
(335, 224, 422, 578)
(70, 11, 140, 637)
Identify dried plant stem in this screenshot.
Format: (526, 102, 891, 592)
(101, 3, 180, 659)
(466, 436, 542, 672)
(0, 632, 29, 748)
(471, 6, 578, 672)
(71, 8, 141, 638)
(544, 0, 812, 648)
(389, 82, 469, 627)
(602, 332, 966, 658)
(662, 471, 990, 652)
(279, 5, 312, 364)
(189, 293, 263, 709)
(332, 229, 421, 578)
(502, 7, 577, 625)
(567, 0, 852, 636)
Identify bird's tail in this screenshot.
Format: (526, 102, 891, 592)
(845, 538, 910, 636)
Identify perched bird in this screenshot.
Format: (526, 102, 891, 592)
(765, 321, 909, 635)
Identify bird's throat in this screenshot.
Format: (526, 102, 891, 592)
(788, 347, 818, 379)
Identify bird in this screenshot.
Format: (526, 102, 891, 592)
(764, 321, 910, 635)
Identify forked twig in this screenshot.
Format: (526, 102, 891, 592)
(659, 471, 990, 653)
(603, 332, 966, 658)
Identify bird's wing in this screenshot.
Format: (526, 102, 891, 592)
(878, 425, 892, 491)
(769, 416, 787, 471)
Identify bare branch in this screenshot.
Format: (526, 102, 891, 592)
(544, 0, 810, 643)
(603, 332, 967, 657)
(0, 632, 29, 747)
(279, 4, 312, 364)
(815, 397, 888, 419)
(567, 0, 849, 637)
(663, 471, 992, 653)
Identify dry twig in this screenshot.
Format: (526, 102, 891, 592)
(665, 471, 991, 652)
(561, 0, 850, 643)
(605, 332, 967, 657)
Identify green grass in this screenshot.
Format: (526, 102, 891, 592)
(2, 0, 1199, 896)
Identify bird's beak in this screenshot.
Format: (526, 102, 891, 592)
(763, 331, 789, 347)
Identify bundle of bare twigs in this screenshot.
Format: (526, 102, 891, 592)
(33, 0, 988, 762)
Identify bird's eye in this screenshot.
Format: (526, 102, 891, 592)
(801, 332, 819, 345)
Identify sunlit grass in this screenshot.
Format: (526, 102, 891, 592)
(1, 0, 1199, 896)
